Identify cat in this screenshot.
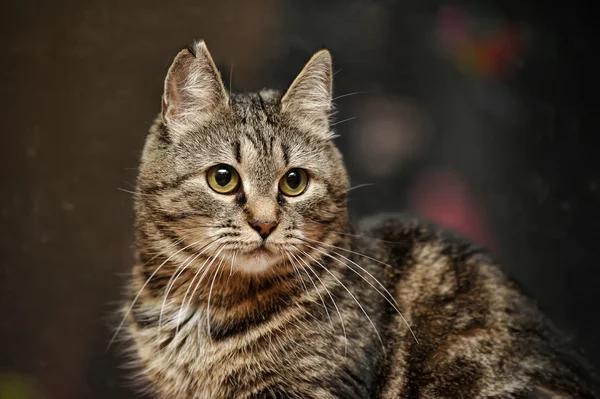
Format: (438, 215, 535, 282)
(117, 40, 599, 398)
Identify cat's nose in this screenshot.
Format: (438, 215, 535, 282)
(249, 220, 278, 240)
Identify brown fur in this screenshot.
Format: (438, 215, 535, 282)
(117, 41, 599, 398)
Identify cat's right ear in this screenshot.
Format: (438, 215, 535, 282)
(281, 50, 333, 137)
(161, 41, 228, 127)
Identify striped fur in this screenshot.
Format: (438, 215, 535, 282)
(119, 42, 599, 398)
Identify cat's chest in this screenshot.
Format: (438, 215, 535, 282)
(140, 304, 367, 397)
(160, 318, 249, 370)
(145, 313, 293, 386)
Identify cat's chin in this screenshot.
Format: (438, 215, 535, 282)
(231, 249, 281, 274)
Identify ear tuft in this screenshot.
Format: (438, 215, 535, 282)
(161, 40, 228, 127)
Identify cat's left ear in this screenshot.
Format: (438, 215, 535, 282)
(281, 50, 333, 136)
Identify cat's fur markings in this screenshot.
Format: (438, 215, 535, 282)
(118, 41, 599, 398)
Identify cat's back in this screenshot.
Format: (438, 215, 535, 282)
(355, 214, 599, 398)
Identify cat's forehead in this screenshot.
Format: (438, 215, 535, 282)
(225, 91, 284, 163)
(230, 90, 281, 107)
(229, 90, 282, 122)
(178, 90, 333, 176)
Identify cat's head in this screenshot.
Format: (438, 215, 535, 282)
(136, 41, 349, 275)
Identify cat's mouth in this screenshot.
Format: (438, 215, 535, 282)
(231, 246, 281, 273)
(244, 247, 271, 256)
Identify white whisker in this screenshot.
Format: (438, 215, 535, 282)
(346, 183, 375, 193)
(109, 239, 201, 349)
(158, 238, 222, 332)
(228, 250, 238, 280)
(229, 63, 233, 96)
(141, 233, 190, 268)
(298, 249, 385, 351)
(283, 250, 309, 294)
(307, 222, 412, 244)
(303, 238, 400, 307)
(293, 251, 348, 356)
(176, 245, 223, 333)
(330, 116, 357, 127)
(304, 237, 412, 309)
(332, 91, 370, 101)
(117, 187, 137, 196)
(305, 242, 418, 344)
(206, 255, 226, 336)
(186, 246, 224, 335)
(285, 251, 320, 324)
(158, 251, 196, 332)
(289, 252, 333, 329)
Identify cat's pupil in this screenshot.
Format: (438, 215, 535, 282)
(215, 168, 231, 187)
(286, 170, 301, 189)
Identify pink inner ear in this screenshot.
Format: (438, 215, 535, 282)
(281, 50, 332, 122)
(162, 50, 194, 122)
(161, 43, 229, 126)
(165, 76, 183, 117)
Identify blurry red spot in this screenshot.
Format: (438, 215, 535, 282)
(409, 170, 494, 249)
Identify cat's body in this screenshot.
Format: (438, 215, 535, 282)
(120, 41, 598, 398)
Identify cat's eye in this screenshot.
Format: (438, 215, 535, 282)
(207, 164, 240, 194)
(279, 168, 309, 197)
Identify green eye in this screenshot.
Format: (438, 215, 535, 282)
(207, 164, 240, 194)
(279, 168, 309, 197)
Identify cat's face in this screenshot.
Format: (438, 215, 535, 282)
(136, 42, 348, 275)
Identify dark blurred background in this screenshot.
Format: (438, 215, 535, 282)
(0, 0, 597, 397)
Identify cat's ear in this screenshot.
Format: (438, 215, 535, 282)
(281, 50, 333, 134)
(161, 40, 228, 126)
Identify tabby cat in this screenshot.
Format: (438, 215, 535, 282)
(118, 41, 599, 398)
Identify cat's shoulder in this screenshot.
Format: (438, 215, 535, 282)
(356, 214, 600, 398)
(355, 212, 489, 264)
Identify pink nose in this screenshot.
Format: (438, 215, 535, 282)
(249, 221, 278, 239)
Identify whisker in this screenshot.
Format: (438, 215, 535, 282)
(108, 239, 201, 349)
(218, 255, 228, 279)
(158, 238, 222, 331)
(297, 249, 385, 351)
(304, 242, 418, 344)
(283, 250, 309, 295)
(307, 222, 412, 244)
(228, 250, 238, 279)
(170, 223, 233, 230)
(292, 252, 348, 355)
(182, 246, 225, 333)
(117, 187, 137, 196)
(206, 255, 226, 336)
(123, 179, 137, 189)
(346, 183, 375, 193)
(176, 246, 222, 333)
(302, 238, 400, 307)
(304, 232, 410, 256)
(289, 252, 333, 330)
(158, 251, 196, 332)
(284, 251, 319, 325)
(229, 63, 233, 96)
(141, 233, 190, 267)
(330, 116, 357, 127)
(117, 187, 159, 199)
(332, 91, 370, 101)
